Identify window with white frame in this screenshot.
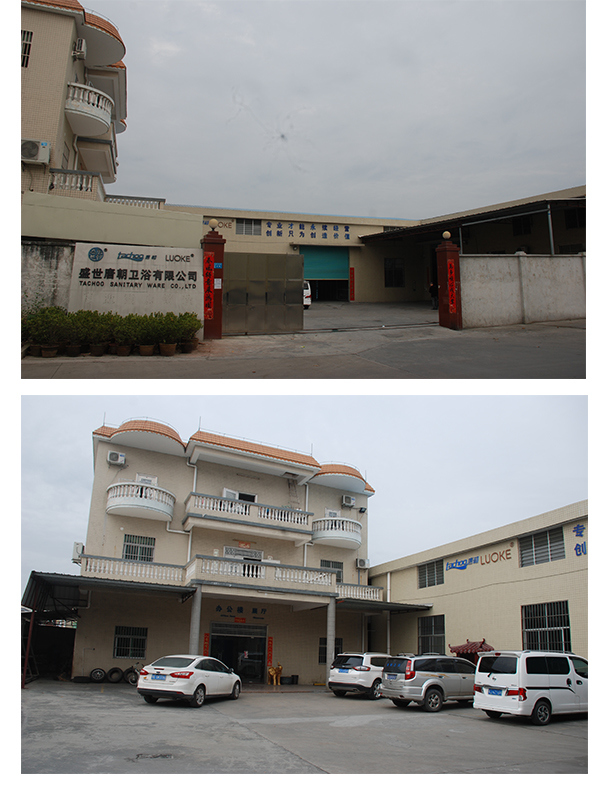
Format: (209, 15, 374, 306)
(418, 559, 444, 588)
(236, 218, 262, 236)
(521, 601, 571, 651)
(519, 527, 565, 567)
(321, 559, 343, 583)
(122, 534, 155, 562)
(223, 488, 257, 503)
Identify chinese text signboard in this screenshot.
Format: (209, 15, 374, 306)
(203, 251, 214, 320)
(573, 523, 587, 557)
(70, 243, 203, 318)
(264, 221, 351, 241)
(447, 259, 457, 314)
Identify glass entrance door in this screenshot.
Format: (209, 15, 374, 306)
(210, 622, 267, 684)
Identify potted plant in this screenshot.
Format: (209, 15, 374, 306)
(157, 312, 183, 356)
(85, 310, 113, 356)
(134, 313, 157, 356)
(28, 306, 68, 357)
(178, 312, 203, 353)
(64, 311, 85, 357)
(112, 314, 137, 356)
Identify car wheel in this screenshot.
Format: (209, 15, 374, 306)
(423, 688, 443, 712)
(368, 679, 382, 700)
(485, 710, 502, 719)
(90, 668, 106, 682)
(107, 668, 123, 683)
(230, 682, 241, 700)
(530, 699, 552, 726)
(143, 695, 158, 704)
(392, 699, 411, 708)
(332, 690, 347, 697)
(190, 684, 206, 708)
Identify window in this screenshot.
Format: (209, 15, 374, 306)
(22, 31, 33, 68)
(321, 559, 343, 583)
(113, 625, 147, 659)
(565, 208, 586, 229)
(236, 218, 262, 236)
(418, 559, 444, 588)
(512, 216, 532, 236)
(418, 614, 445, 654)
(319, 637, 343, 664)
(519, 527, 565, 567)
(223, 488, 257, 503)
(122, 534, 155, 562)
(384, 258, 405, 288)
(570, 656, 588, 679)
(522, 600, 571, 651)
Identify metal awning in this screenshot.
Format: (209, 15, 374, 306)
(21, 572, 195, 619)
(336, 597, 432, 614)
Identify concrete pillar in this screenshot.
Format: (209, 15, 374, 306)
(436, 236, 462, 330)
(326, 597, 336, 678)
(201, 221, 226, 339)
(189, 586, 202, 654)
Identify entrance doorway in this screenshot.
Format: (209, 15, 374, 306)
(210, 622, 267, 684)
(310, 279, 349, 301)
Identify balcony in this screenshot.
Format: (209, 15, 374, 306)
(186, 555, 336, 594)
(65, 83, 114, 137)
(106, 482, 176, 522)
(49, 169, 105, 200)
(183, 493, 313, 544)
(81, 554, 185, 586)
(311, 517, 362, 549)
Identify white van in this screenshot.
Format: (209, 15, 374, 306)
(474, 650, 588, 725)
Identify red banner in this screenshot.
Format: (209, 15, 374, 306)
(202, 633, 210, 656)
(447, 259, 456, 314)
(267, 637, 274, 667)
(203, 251, 214, 320)
(349, 267, 355, 301)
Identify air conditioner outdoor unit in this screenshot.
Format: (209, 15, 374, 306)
(21, 139, 50, 164)
(342, 495, 356, 508)
(356, 558, 370, 569)
(73, 38, 87, 59)
(72, 542, 84, 563)
(107, 451, 126, 466)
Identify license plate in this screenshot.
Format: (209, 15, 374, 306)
(339, 668, 349, 673)
(488, 688, 502, 696)
(152, 674, 166, 681)
(387, 674, 397, 680)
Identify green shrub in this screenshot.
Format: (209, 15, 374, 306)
(27, 306, 68, 345)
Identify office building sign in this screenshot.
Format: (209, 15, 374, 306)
(69, 243, 204, 317)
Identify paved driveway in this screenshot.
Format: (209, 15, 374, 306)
(21, 680, 587, 774)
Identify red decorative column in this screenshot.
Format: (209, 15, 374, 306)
(201, 220, 226, 339)
(436, 233, 462, 330)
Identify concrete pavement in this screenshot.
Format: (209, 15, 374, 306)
(21, 303, 586, 380)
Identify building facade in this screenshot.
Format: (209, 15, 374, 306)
(368, 501, 588, 659)
(28, 419, 425, 685)
(21, 0, 127, 199)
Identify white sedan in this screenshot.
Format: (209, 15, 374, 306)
(137, 654, 241, 707)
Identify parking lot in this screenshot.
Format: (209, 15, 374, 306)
(21, 680, 588, 774)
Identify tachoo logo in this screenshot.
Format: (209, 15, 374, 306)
(88, 247, 105, 262)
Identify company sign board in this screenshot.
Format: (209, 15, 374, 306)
(69, 243, 204, 317)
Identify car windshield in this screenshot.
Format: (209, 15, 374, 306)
(152, 656, 195, 668)
(477, 655, 517, 674)
(332, 655, 363, 668)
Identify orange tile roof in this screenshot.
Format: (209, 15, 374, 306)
(189, 430, 320, 468)
(25, 0, 84, 11)
(83, 11, 124, 47)
(315, 463, 375, 494)
(92, 425, 116, 439)
(114, 420, 185, 447)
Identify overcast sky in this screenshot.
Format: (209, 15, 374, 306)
(21, 394, 587, 593)
(86, 0, 586, 220)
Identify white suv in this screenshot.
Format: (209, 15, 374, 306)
(328, 652, 389, 699)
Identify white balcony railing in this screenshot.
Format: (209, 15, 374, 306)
(189, 555, 336, 591)
(185, 493, 312, 529)
(106, 482, 176, 522)
(65, 82, 114, 136)
(337, 583, 383, 601)
(311, 517, 362, 549)
(81, 555, 185, 585)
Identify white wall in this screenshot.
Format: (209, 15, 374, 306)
(460, 253, 586, 328)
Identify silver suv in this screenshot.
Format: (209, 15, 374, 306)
(381, 654, 476, 711)
(328, 652, 390, 699)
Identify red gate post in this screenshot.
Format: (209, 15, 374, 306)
(436, 232, 462, 330)
(201, 219, 226, 339)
